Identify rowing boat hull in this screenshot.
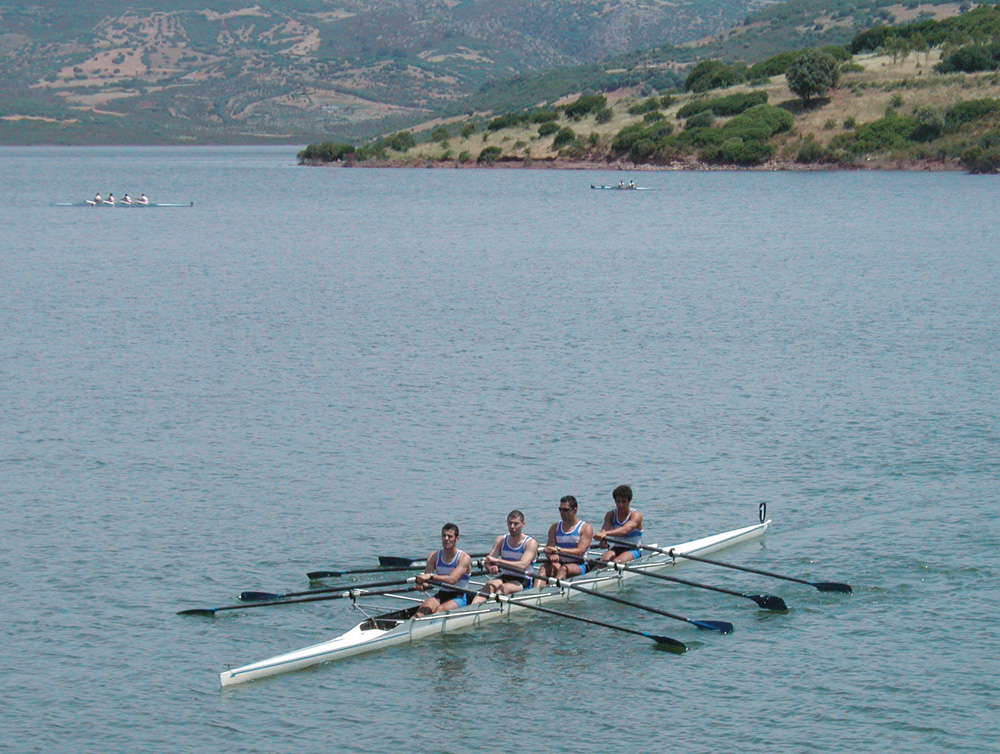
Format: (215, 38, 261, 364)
(590, 185, 652, 190)
(219, 520, 769, 687)
(53, 201, 193, 208)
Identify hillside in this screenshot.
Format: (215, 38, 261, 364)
(298, 4, 1000, 172)
(0, 0, 767, 145)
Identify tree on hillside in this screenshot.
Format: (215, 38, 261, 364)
(786, 51, 840, 103)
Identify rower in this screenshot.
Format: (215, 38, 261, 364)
(90, 192, 101, 206)
(534, 495, 593, 585)
(595, 484, 644, 564)
(137, 193, 149, 205)
(628, 180, 635, 188)
(104, 193, 115, 205)
(414, 523, 473, 616)
(122, 193, 132, 205)
(471, 510, 538, 603)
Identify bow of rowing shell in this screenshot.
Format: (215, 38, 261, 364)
(219, 519, 770, 687)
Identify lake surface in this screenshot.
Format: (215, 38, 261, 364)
(2, 147, 998, 753)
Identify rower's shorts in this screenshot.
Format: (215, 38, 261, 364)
(612, 546, 642, 561)
(434, 590, 469, 608)
(499, 574, 533, 589)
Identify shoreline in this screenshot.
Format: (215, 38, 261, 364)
(305, 155, 965, 172)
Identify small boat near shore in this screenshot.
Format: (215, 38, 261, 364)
(218, 518, 770, 687)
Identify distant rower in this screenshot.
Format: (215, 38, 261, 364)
(137, 193, 149, 205)
(122, 193, 132, 205)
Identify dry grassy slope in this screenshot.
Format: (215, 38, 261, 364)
(378, 51, 1000, 167)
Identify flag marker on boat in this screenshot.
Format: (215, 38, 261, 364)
(604, 537, 852, 593)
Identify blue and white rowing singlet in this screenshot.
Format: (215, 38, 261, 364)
(555, 520, 587, 551)
(499, 534, 535, 578)
(434, 549, 470, 590)
(612, 510, 643, 547)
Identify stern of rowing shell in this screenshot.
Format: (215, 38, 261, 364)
(362, 606, 418, 630)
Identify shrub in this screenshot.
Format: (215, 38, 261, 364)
(538, 121, 559, 137)
(563, 94, 608, 120)
(685, 60, 745, 93)
(430, 125, 450, 143)
(643, 111, 665, 123)
(628, 96, 662, 115)
(458, 150, 471, 163)
(944, 98, 1000, 125)
(552, 126, 577, 149)
(960, 146, 1000, 173)
(477, 146, 502, 164)
(796, 139, 828, 163)
(838, 114, 918, 154)
(595, 107, 614, 124)
(936, 45, 1000, 74)
(677, 91, 768, 119)
(685, 111, 716, 130)
(384, 131, 415, 152)
(702, 137, 774, 165)
(297, 141, 355, 163)
(460, 122, 477, 138)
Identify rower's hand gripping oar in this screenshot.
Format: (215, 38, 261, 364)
(448, 584, 686, 653)
(604, 537, 852, 593)
(559, 551, 788, 611)
(177, 585, 421, 617)
(494, 562, 733, 633)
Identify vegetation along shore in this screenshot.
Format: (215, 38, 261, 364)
(299, 7, 1000, 174)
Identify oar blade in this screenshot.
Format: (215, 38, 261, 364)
(307, 571, 341, 580)
(645, 633, 687, 653)
(239, 591, 283, 602)
(377, 556, 418, 567)
(747, 594, 789, 612)
(177, 608, 217, 617)
(690, 619, 734, 634)
(814, 581, 852, 593)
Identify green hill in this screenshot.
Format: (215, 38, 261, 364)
(0, 0, 765, 144)
(298, 3, 1000, 173)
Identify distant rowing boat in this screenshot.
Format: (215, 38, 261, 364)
(218, 519, 770, 687)
(590, 184, 652, 191)
(53, 201, 194, 208)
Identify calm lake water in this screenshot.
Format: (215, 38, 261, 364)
(2, 147, 998, 753)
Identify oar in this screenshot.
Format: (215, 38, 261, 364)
(605, 537, 852, 593)
(308, 563, 425, 579)
(241, 575, 420, 602)
(560, 552, 787, 611)
(258, 568, 489, 601)
(449, 584, 686, 653)
(508, 564, 732, 633)
(377, 552, 492, 568)
(177, 586, 420, 617)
